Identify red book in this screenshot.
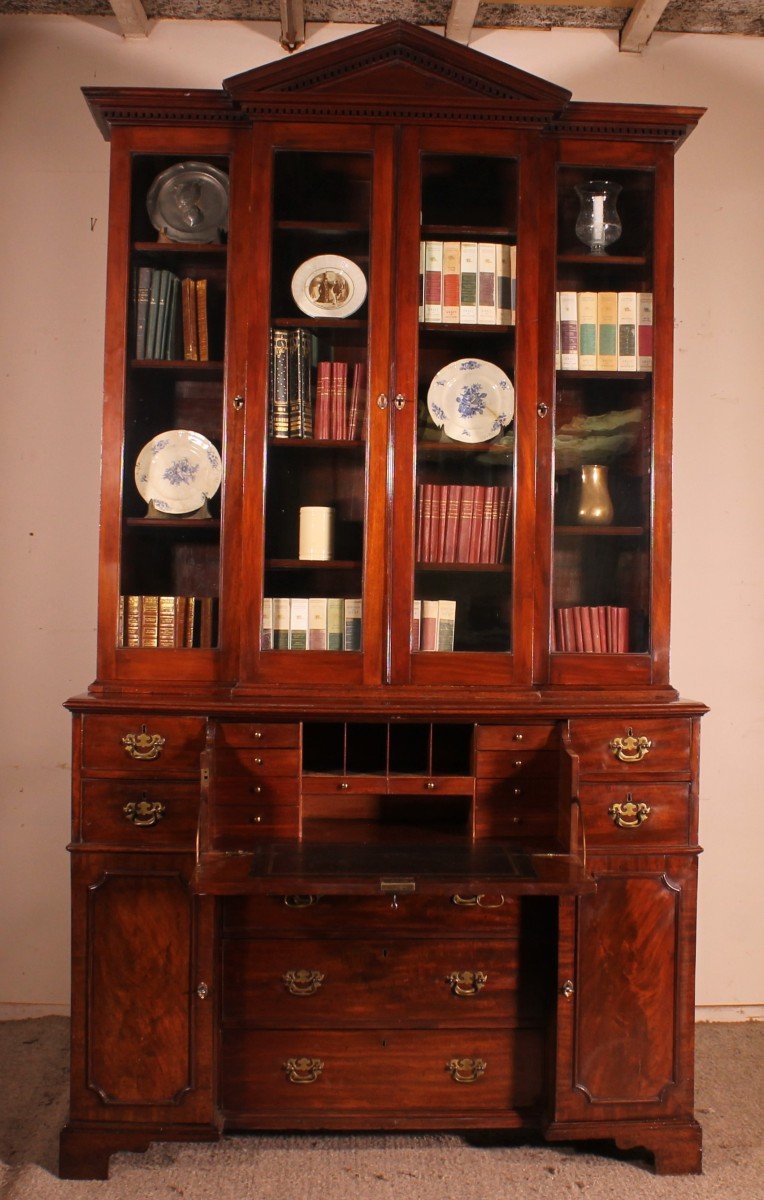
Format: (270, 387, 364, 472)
(347, 362, 366, 439)
(421, 483, 434, 563)
(597, 606, 608, 651)
(443, 484, 461, 562)
(468, 486, 486, 563)
(456, 485, 475, 563)
(495, 485, 511, 563)
(330, 361, 348, 439)
(479, 487, 497, 563)
(580, 606, 594, 653)
(437, 485, 449, 563)
(606, 606, 614, 653)
(416, 483, 425, 562)
(618, 607, 629, 652)
(572, 606, 584, 653)
(554, 608, 565, 652)
(561, 608, 575, 653)
(429, 485, 443, 564)
(589, 606, 602, 652)
(314, 362, 331, 439)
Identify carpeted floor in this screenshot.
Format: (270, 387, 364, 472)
(0, 1018, 761, 1199)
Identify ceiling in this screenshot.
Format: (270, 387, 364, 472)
(3, 0, 763, 53)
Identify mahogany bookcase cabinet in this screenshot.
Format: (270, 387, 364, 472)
(61, 22, 707, 1180)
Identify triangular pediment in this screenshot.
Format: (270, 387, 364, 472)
(224, 22, 571, 114)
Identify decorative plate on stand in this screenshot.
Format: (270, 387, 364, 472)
(427, 358, 514, 443)
(135, 430, 222, 515)
(291, 255, 367, 318)
(146, 161, 229, 243)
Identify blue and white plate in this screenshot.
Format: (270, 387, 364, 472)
(135, 429, 222, 515)
(427, 358, 514, 444)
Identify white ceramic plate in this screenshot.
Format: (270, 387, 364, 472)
(135, 429, 222, 515)
(427, 358, 514, 443)
(291, 255, 367, 318)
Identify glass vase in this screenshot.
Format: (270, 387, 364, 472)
(574, 180, 622, 256)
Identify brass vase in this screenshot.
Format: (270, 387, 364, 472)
(577, 464, 614, 525)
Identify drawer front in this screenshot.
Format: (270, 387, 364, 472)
(216, 723, 300, 749)
(475, 724, 558, 751)
(214, 747, 300, 778)
(220, 1027, 545, 1115)
(80, 781, 198, 847)
(222, 894, 523, 937)
(82, 715, 206, 775)
(386, 775, 474, 796)
(578, 782, 692, 848)
(475, 750, 558, 780)
(568, 718, 692, 776)
(222, 938, 540, 1027)
(210, 781, 300, 847)
(301, 775, 386, 795)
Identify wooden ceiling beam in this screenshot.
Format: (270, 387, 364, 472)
(446, 0, 481, 44)
(620, 0, 671, 51)
(108, 0, 149, 38)
(279, 0, 305, 51)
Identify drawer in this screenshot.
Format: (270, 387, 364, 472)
(568, 718, 692, 776)
(578, 782, 692, 848)
(214, 747, 300, 778)
(475, 724, 558, 751)
(210, 785, 300, 848)
(301, 774, 386, 795)
(387, 775, 474, 796)
(222, 938, 542, 1027)
(475, 750, 558, 780)
(216, 722, 300, 749)
(79, 781, 198, 847)
(220, 1027, 545, 1116)
(81, 714, 206, 775)
(222, 893, 525, 937)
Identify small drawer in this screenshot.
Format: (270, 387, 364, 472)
(210, 801, 300, 849)
(222, 938, 533, 1027)
(475, 750, 558, 780)
(387, 775, 475, 796)
(216, 723, 300, 749)
(578, 783, 692, 847)
(81, 715, 206, 775)
(475, 724, 558, 751)
(214, 747, 300, 778)
(222, 894, 523, 937)
(79, 781, 198, 847)
(474, 780, 559, 840)
(301, 774, 385, 795)
(569, 719, 692, 776)
(220, 1027, 545, 1116)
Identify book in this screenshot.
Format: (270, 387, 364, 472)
(418, 239, 425, 322)
(270, 330, 290, 437)
(124, 595, 141, 647)
(327, 598, 344, 650)
(198, 597, 216, 649)
(424, 241, 443, 323)
(182, 277, 198, 360)
(273, 597, 290, 649)
(330, 360, 348, 440)
(637, 292, 653, 370)
(577, 291, 598, 371)
(196, 278, 209, 361)
(559, 291, 579, 370)
(140, 594, 159, 648)
(145, 269, 162, 359)
(288, 598, 309, 650)
(261, 597, 273, 650)
(308, 597, 328, 650)
(437, 599, 456, 651)
(509, 244, 517, 326)
(314, 360, 332, 440)
(477, 242, 497, 324)
(421, 599, 439, 651)
(343, 598, 362, 650)
(555, 290, 561, 370)
(497, 243, 512, 325)
(443, 484, 460, 562)
(158, 595, 176, 648)
(347, 362, 365, 440)
(442, 241, 461, 323)
(459, 241, 478, 324)
(617, 291, 638, 371)
(456, 485, 475, 563)
(289, 329, 314, 438)
(412, 599, 421, 651)
(596, 291, 618, 371)
(134, 267, 152, 359)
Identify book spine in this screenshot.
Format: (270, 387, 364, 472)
(418, 240, 425, 322)
(182, 277, 197, 360)
(420, 482, 433, 563)
(288, 331, 302, 438)
(314, 361, 332, 440)
(141, 595, 159, 648)
(135, 267, 152, 360)
(443, 484, 460, 563)
(559, 291, 579, 370)
(496, 485, 512, 563)
(589, 605, 603, 652)
(273, 597, 290, 650)
(261, 597, 273, 650)
(288, 597, 309, 650)
(343, 598, 362, 651)
(308, 597, 328, 650)
(459, 241, 478, 324)
(436, 599, 456, 651)
(580, 606, 594, 653)
(421, 600, 439, 651)
(478, 488, 496, 563)
(437, 484, 449, 563)
(271, 330, 290, 438)
(196, 278, 209, 361)
(347, 362, 365, 440)
(442, 241, 461, 324)
(477, 243, 497, 324)
(184, 597, 196, 648)
(577, 291, 598, 371)
(158, 596, 176, 648)
(637, 292, 653, 370)
(509, 244, 517, 326)
(155, 271, 170, 360)
(330, 360, 348, 440)
(497, 243, 512, 325)
(617, 291, 638, 371)
(327, 598, 344, 650)
(468, 485, 485, 563)
(424, 241, 443, 323)
(412, 599, 421, 651)
(125, 595, 141, 647)
(555, 289, 561, 370)
(144, 270, 161, 359)
(596, 291, 618, 371)
(456, 485, 474, 563)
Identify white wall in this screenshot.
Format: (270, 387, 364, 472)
(0, 15, 762, 1015)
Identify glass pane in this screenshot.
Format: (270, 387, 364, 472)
(414, 153, 517, 654)
(261, 151, 371, 653)
(552, 166, 654, 654)
(119, 153, 228, 649)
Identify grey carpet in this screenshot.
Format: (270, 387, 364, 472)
(0, 1018, 762, 1198)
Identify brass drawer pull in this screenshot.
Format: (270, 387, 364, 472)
(283, 969, 325, 996)
(447, 1057, 486, 1084)
(561, 979, 575, 1000)
(609, 727, 652, 763)
(123, 798, 165, 827)
(448, 970, 487, 997)
(284, 895, 320, 907)
(452, 894, 505, 909)
(284, 1057, 324, 1084)
(122, 725, 165, 761)
(609, 795, 651, 828)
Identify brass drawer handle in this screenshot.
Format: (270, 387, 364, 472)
(448, 970, 487, 997)
(609, 795, 651, 828)
(452, 894, 505, 909)
(284, 1057, 324, 1084)
(447, 1057, 486, 1084)
(609, 727, 652, 763)
(123, 798, 165, 827)
(284, 895, 320, 907)
(122, 725, 165, 761)
(283, 969, 325, 996)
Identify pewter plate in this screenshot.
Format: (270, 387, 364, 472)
(146, 161, 229, 244)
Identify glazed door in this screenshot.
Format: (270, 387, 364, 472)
(240, 123, 394, 686)
(389, 126, 539, 686)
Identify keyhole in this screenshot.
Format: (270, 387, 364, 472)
(381, 948, 388, 959)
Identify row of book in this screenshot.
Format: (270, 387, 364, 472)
(556, 291, 652, 372)
(134, 268, 210, 361)
(269, 329, 366, 440)
(552, 605, 629, 653)
(420, 241, 516, 326)
(417, 484, 511, 565)
(119, 595, 217, 649)
(412, 599, 456, 652)
(261, 597, 362, 650)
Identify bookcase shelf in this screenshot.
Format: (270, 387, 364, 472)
(268, 438, 365, 450)
(556, 370, 651, 381)
(125, 517, 221, 531)
(557, 252, 649, 267)
(421, 225, 514, 240)
(554, 525, 644, 537)
(134, 242, 227, 255)
(130, 359, 223, 372)
(266, 559, 362, 570)
(416, 562, 511, 573)
(419, 322, 514, 334)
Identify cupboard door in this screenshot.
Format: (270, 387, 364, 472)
(68, 854, 215, 1124)
(389, 126, 539, 686)
(554, 856, 697, 1122)
(240, 124, 394, 687)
